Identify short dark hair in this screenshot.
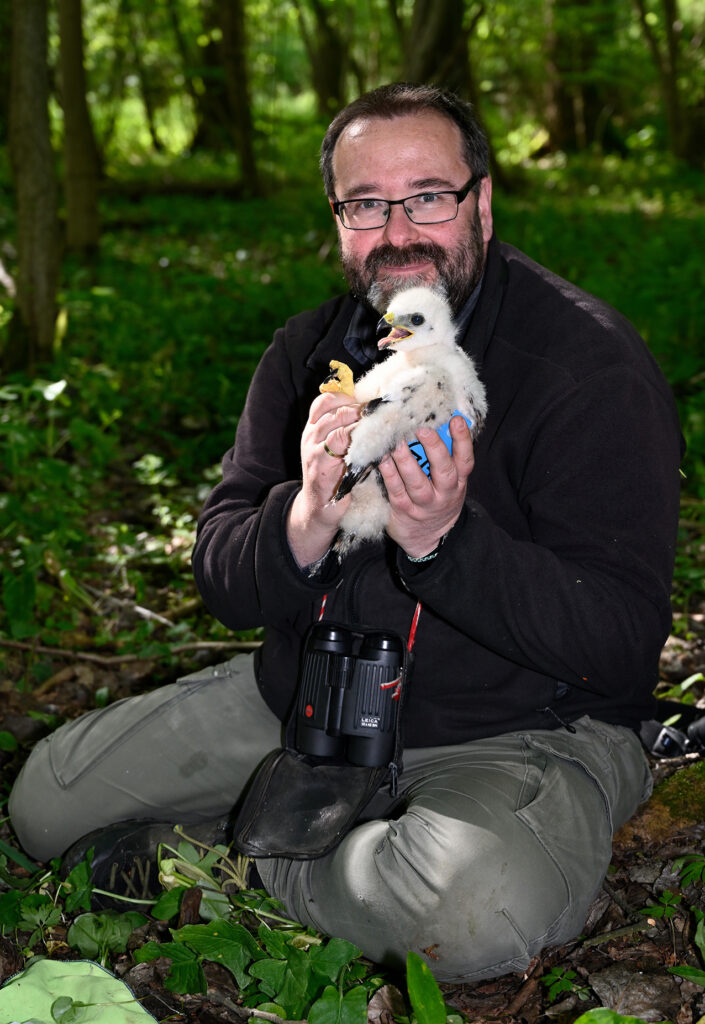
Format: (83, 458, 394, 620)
(320, 82, 490, 198)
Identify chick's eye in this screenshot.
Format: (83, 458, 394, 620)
(410, 314, 425, 326)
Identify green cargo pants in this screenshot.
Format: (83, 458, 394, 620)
(9, 653, 651, 982)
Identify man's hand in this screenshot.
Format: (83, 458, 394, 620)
(286, 392, 360, 567)
(378, 415, 475, 560)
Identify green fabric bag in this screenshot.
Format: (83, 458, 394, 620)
(0, 958, 157, 1023)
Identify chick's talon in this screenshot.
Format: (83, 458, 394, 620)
(319, 359, 355, 397)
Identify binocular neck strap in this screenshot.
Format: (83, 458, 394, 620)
(317, 594, 423, 654)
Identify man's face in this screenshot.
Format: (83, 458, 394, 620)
(330, 111, 493, 314)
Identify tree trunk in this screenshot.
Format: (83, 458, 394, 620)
(57, 0, 101, 256)
(634, 0, 703, 163)
(405, 0, 476, 98)
(6, 0, 61, 372)
(0, 0, 11, 143)
(293, 0, 349, 118)
(395, 0, 508, 186)
(221, 0, 259, 191)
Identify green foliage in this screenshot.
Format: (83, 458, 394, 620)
(540, 965, 591, 1004)
(1, 161, 702, 668)
(639, 888, 683, 920)
(573, 1011, 669, 1024)
(406, 951, 448, 1024)
(67, 909, 148, 965)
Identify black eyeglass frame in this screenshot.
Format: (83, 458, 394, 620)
(332, 174, 482, 230)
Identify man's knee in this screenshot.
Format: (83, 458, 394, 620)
(265, 806, 579, 982)
(9, 736, 65, 861)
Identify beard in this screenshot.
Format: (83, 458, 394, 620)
(340, 206, 486, 316)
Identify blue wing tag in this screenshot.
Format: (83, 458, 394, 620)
(407, 411, 474, 477)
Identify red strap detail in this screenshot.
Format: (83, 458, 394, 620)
(407, 601, 422, 652)
(318, 595, 423, 650)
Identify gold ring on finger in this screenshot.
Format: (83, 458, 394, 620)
(323, 441, 345, 459)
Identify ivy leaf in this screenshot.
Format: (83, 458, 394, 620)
(0, 890, 23, 928)
(309, 983, 368, 1024)
(67, 910, 147, 958)
(62, 853, 94, 913)
(151, 885, 188, 921)
(309, 937, 362, 984)
(172, 920, 262, 988)
(248, 957, 288, 997)
(164, 958, 208, 995)
(258, 922, 290, 959)
(134, 939, 207, 994)
(406, 952, 446, 1024)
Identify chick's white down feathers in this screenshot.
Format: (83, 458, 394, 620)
(331, 285, 488, 557)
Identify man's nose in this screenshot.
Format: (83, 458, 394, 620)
(381, 203, 421, 246)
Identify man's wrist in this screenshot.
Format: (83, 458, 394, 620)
(403, 532, 448, 564)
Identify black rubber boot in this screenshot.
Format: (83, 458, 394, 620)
(61, 818, 233, 910)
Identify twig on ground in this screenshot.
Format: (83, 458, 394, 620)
(582, 920, 655, 948)
(0, 637, 262, 667)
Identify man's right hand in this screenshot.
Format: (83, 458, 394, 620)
(286, 392, 359, 568)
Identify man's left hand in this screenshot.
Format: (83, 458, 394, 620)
(377, 415, 475, 560)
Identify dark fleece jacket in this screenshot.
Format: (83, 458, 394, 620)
(193, 235, 682, 747)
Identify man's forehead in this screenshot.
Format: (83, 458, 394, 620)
(332, 112, 467, 191)
(336, 110, 461, 146)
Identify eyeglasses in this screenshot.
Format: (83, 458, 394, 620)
(332, 175, 481, 230)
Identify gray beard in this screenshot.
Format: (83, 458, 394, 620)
(341, 206, 486, 316)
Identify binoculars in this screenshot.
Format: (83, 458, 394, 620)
(294, 623, 405, 768)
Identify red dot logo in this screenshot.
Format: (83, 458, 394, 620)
(305, 704, 314, 718)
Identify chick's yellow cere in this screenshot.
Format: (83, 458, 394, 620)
(320, 359, 355, 397)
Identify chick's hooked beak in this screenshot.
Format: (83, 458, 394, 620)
(376, 311, 414, 349)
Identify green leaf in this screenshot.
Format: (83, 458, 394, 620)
(172, 920, 261, 988)
(51, 996, 85, 1023)
(0, 730, 18, 751)
(0, 889, 23, 927)
(134, 939, 207, 994)
(249, 957, 288, 997)
(164, 958, 208, 995)
(694, 908, 705, 961)
(309, 983, 368, 1024)
(0, 837, 40, 873)
(67, 910, 147, 958)
(573, 1010, 659, 1024)
(668, 963, 705, 986)
(2, 568, 37, 638)
(258, 922, 290, 959)
(62, 853, 94, 913)
(309, 937, 362, 984)
(151, 885, 188, 921)
(406, 952, 446, 1024)
(255, 1004, 288, 1018)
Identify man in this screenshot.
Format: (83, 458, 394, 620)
(10, 83, 682, 982)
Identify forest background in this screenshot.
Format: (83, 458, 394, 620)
(0, 1, 705, 1019)
(0, 0, 704, 743)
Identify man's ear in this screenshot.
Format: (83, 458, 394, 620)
(477, 177, 493, 244)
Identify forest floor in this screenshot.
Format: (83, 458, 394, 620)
(1, 611, 705, 1024)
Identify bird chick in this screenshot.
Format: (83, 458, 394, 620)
(331, 284, 487, 558)
(319, 359, 355, 397)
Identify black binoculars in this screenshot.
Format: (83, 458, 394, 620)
(294, 623, 405, 768)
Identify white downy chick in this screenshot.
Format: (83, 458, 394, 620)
(332, 284, 488, 557)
